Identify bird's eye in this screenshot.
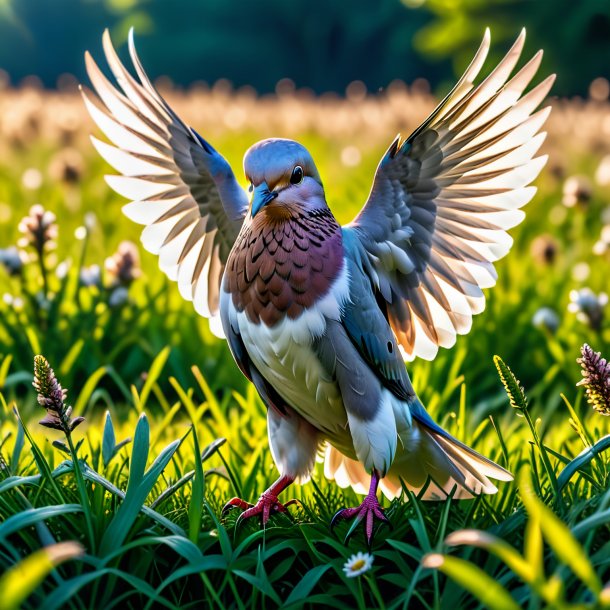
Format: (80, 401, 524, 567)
(248, 183, 253, 193)
(290, 165, 304, 185)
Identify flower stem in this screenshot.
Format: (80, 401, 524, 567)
(37, 244, 48, 299)
(65, 429, 96, 553)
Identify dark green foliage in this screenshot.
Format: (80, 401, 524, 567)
(415, 0, 610, 96)
(1, 0, 607, 95)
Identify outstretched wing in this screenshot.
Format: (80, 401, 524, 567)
(82, 30, 248, 334)
(346, 29, 554, 361)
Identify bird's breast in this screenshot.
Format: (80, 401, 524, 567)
(225, 208, 344, 326)
(228, 261, 352, 439)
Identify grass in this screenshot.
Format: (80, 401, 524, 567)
(0, 83, 610, 608)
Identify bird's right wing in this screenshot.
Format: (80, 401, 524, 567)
(82, 30, 248, 333)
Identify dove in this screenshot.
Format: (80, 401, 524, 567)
(82, 28, 554, 542)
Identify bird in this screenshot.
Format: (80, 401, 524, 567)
(82, 28, 554, 543)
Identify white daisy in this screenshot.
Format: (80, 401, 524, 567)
(342, 551, 374, 578)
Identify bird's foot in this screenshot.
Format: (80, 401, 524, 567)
(222, 492, 298, 526)
(222, 475, 297, 527)
(331, 469, 390, 545)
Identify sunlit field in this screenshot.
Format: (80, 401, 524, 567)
(1, 80, 610, 609)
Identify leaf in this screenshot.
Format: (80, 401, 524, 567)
(101, 534, 204, 566)
(233, 569, 282, 605)
(77, 463, 185, 537)
(129, 412, 150, 485)
(44, 567, 172, 610)
(58, 339, 84, 377)
(10, 415, 24, 469)
(201, 437, 226, 462)
(192, 366, 227, 430)
(72, 366, 112, 415)
(0, 474, 42, 494)
(423, 553, 521, 610)
(523, 512, 544, 584)
(12, 407, 63, 501)
(520, 473, 601, 595)
(0, 505, 82, 542)
(188, 425, 204, 544)
(149, 470, 196, 510)
(0, 542, 83, 610)
(149, 438, 224, 510)
(284, 564, 332, 606)
(557, 434, 610, 491)
(0, 354, 12, 387)
(25, 327, 41, 356)
(151, 556, 228, 601)
(98, 419, 185, 556)
(386, 538, 425, 562)
(101, 410, 131, 469)
(445, 529, 535, 587)
(102, 410, 116, 468)
(169, 377, 201, 426)
(136, 346, 171, 410)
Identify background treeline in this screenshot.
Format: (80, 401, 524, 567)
(0, 0, 608, 96)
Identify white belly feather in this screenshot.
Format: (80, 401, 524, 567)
(233, 262, 352, 440)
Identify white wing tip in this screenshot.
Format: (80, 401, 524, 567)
(128, 27, 137, 53)
(537, 154, 549, 170)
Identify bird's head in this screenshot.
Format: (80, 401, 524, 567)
(243, 139, 326, 220)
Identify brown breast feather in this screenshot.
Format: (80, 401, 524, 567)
(226, 206, 344, 326)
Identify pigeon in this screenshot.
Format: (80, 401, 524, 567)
(82, 28, 554, 542)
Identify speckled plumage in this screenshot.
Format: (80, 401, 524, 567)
(226, 205, 343, 325)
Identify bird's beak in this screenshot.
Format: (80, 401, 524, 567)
(250, 182, 278, 217)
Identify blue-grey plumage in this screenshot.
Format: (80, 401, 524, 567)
(83, 27, 553, 538)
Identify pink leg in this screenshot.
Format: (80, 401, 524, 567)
(222, 475, 297, 526)
(331, 469, 390, 544)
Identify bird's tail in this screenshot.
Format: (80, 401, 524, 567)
(324, 399, 512, 501)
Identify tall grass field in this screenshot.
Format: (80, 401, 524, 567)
(1, 79, 610, 609)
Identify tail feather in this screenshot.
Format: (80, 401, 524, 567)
(324, 410, 512, 501)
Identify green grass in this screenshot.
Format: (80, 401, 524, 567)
(1, 88, 610, 609)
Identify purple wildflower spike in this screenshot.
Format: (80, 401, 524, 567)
(577, 344, 610, 416)
(33, 355, 84, 433)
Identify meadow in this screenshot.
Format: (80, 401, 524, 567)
(0, 78, 610, 609)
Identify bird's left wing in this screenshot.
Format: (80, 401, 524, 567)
(82, 30, 248, 334)
(345, 29, 554, 360)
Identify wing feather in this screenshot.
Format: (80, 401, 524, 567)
(83, 30, 248, 335)
(347, 30, 554, 360)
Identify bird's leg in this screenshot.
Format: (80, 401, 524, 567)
(222, 474, 297, 526)
(331, 469, 390, 545)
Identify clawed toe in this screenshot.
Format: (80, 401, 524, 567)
(331, 500, 391, 545)
(222, 497, 252, 516)
(223, 494, 298, 527)
(223, 475, 297, 528)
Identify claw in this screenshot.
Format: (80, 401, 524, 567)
(222, 497, 252, 516)
(223, 475, 296, 528)
(331, 501, 390, 545)
(230, 494, 295, 528)
(330, 469, 390, 545)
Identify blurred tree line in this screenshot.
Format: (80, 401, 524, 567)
(0, 0, 608, 96)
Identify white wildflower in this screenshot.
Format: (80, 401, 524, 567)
(343, 551, 374, 578)
(532, 307, 560, 333)
(568, 288, 608, 330)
